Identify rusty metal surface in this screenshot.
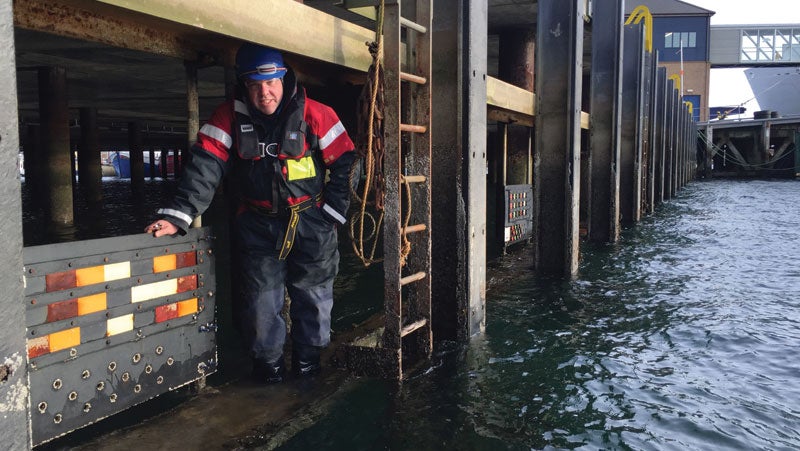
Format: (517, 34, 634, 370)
(24, 228, 217, 447)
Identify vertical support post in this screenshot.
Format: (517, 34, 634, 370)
(534, 0, 584, 276)
(638, 47, 652, 219)
(498, 29, 534, 185)
(39, 66, 74, 227)
(128, 121, 144, 191)
(24, 124, 42, 195)
(646, 51, 659, 214)
(619, 24, 644, 225)
(495, 123, 508, 253)
(704, 124, 713, 179)
(78, 107, 102, 202)
(148, 148, 156, 179)
(0, 0, 29, 444)
(588, 0, 623, 243)
(670, 87, 679, 197)
(654, 67, 667, 205)
(463, 0, 488, 334)
(382, 1, 402, 370)
(186, 60, 201, 227)
(431, 0, 486, 340)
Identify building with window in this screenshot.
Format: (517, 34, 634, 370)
(625, 0, 714, 121)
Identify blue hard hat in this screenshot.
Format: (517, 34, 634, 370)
(235, 43, 288, 81)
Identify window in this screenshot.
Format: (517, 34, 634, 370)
(664, 31, 697, 48)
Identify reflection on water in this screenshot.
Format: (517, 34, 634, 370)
(21, 178, 800, 450)
(279, 179, 800, 450)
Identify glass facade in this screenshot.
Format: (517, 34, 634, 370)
(741, 28, 800, 62)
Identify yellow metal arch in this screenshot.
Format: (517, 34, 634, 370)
(625, 5, 653, 53)
(668, 74, 681, 90)
(684, 100, 694, 115)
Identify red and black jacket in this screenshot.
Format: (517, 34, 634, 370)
(158, 67, 356, 231)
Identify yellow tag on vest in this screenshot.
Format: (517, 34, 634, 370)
(286, 156, 316, 181)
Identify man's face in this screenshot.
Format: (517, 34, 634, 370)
(245, 78, 283, 115)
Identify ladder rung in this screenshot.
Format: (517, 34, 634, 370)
(401, 175, 427, 184)
(400, 271, 426, 286)
(400, 123, 427, 133)
(400, 71, 427, 85)
(403, 224, 427, 234)
(400, 319, 428, 337)
(400, 17, 427, 34)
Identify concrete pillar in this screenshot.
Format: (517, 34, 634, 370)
(431, 0, 486, 340)
(498, 29, 534, 185)
(128, 121, 144, 191)
(588, 0, 623, 243)
(78, 107, 102, 203)
(534, 0, 584, 276)
(39, 66, 74, 227)
(0, 1, 29, 445)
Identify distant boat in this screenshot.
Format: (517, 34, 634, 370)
(110, 151, 177, 178)
(745, 66, 800, 117)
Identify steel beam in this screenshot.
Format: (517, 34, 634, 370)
(534, 0, 584, 276)
(645, 51, 659, 214)
(0, 0, 28, 447)
(430, 0, 486, 339)
(654, 66, 667, 205)
(619, 24, 644, 225)
(588, 0, 623, 243)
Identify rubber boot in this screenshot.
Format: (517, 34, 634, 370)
(292, 344, 322, 378)
(252, 356, 285, 384)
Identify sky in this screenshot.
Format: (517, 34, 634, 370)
(681, 0, 800, 117)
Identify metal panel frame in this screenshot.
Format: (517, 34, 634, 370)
(24, 228, 217, 446)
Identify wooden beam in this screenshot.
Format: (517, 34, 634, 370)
(487, 76, 534, 116)
(95, 0, 373, 71)
(487, 76, 590, 129)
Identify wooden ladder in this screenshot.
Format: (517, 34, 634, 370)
(382, 0, 433, 380)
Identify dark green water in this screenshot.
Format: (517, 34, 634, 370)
(281, 179, 800, 450)
(22, 178, 800, 450)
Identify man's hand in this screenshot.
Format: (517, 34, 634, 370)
(144, 220, 178, 237)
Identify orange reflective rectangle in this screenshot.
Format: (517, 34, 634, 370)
(176, 251, 197, 268)
(177, 275, 197, 293)
(45, 270, 76, 292)
(78, 292, 107, 315)
(153, 254, 177, 273)
(154, 303, 179, 323)
(76, 265, 104, 286)
(27, 336, 49, 359)
(49, 327, 80, 353)
(46, 299, 78, 323)
(177, 298, 198, 317)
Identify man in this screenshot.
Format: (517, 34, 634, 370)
(145, 43, 358, 383)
